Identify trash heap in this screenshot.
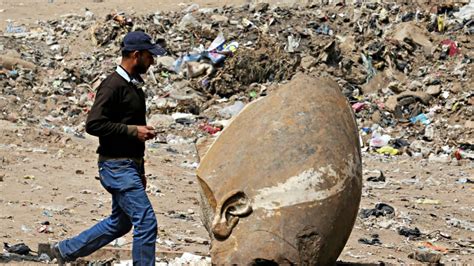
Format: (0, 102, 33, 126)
(1, 1, 473, 162)
(2, 1, 473, 160)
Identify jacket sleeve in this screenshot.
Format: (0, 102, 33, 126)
(85, 84, 137, 137)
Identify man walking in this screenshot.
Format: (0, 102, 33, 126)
(51, 31, 166, 265)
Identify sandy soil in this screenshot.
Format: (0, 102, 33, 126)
(1, 120, 473, 264)
(0, 120, 210, 261)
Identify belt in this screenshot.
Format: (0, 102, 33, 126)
(98, 155, 144, 168)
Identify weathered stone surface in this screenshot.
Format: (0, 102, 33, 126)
(196, 74, 362, 265)
(300, 55, 316, 70)
(148, 114, 174, 128)
(385, 91, 432, 112)
(155, 56, 176, 72)
(210, 14, 229, 24)
(391, 22, 435, 55)
(362, 71, 390, 94)
(0, 55, 36, 70)
(425, 85, 442, 96)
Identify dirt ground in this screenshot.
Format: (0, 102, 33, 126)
(1, 0, 474, 265)
(1, 119, 473, 265)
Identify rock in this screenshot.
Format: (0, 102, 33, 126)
(449, 82, 462, 93)
(168, 81, 204, 101)
(425, 85, 441, 96)
(362, 71, 390, 94)
(388, 81, 405, 94)
(385, 91, 432, 112)
(211, 14, 229, 24)
(0, 98, 7, 110)
(148, 114, 174, 129)
(0, 55, 36, 70)
(391, 22, 434, 56)
(371, 110, 382, 124)
(196, 74, 361, 264)
(408, 250, 442, 263)
(6, 113, 19, 123)
(178, 13, 200, 30)
(66, 196, 77, 202)
(184, 236, 209, 245)
(300, 56, 316, 70)
(338, 36, 355, 55)
(254, 3, 270, 12)
(465, 120, 474, 129)
(155, 56, 176, 72)
(428, 154, 451, 163)
(408, 80, 423, 91)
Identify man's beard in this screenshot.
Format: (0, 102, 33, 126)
(133, 55, 149, 74)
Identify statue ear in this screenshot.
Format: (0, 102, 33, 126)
(211, 190, 252, 240)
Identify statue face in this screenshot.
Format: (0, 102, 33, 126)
(196, 74, 362, 265)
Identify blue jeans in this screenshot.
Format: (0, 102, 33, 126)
(58, 159, 157, 265)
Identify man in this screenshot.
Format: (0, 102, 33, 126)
(51, 31, 166, 265)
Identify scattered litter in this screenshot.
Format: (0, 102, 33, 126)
(398, 227, 421, 238)
(376, 146, 399, 156)
(366, 170, 385, 182)
(3, 242, 32, 255)
(217, 101, 245, 119)
(359, 203, 395, 218)
(358, 234, 381, 245)
(416, 199, 440, 205)
(447, 218, 474, 232)
(421, 242, 449, 253)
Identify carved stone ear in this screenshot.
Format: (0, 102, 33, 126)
(211, 190, 252, 240)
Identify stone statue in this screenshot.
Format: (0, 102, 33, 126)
(196, 74, 362, 265)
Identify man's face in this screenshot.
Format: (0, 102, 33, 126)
(133, 50, 155, 74)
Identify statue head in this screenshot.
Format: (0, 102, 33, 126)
(196, 74, 362, 265)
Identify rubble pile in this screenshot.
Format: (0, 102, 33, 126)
(1, 1, 473, 158)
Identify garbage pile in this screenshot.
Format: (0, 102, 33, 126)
(1, 1, 473, 161)
(1, 1, 472, 161)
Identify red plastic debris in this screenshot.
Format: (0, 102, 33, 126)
(352, 102, 366, 112)
(440, 39, 460, 57)
(199, 124, 222, 135)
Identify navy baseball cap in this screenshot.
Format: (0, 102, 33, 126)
(122, 31, 166, 56)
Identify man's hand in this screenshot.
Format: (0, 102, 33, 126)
(136, 126, 156, 142)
